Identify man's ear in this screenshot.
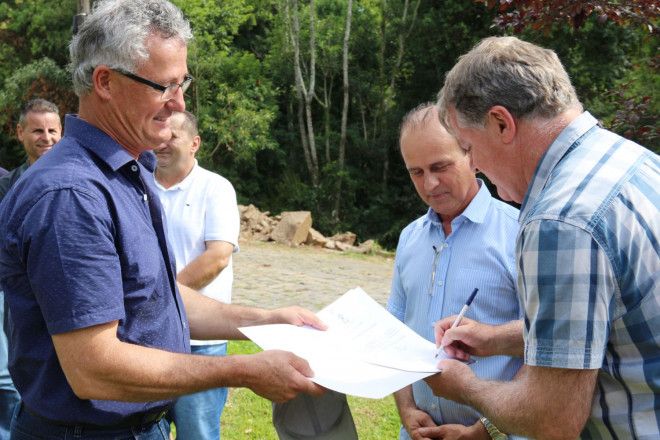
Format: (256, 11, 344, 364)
(16, 123, 24, 142)
(487, 106, 516, 144)
(92, 66, 113, 101)
(190, 135, 201, 155)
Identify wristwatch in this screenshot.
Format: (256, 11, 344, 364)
(480, 417, 508, 440)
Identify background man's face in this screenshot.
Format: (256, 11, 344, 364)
(154, 114, 196, 169)
(17, 111, 61, 164)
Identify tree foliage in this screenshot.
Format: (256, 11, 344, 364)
(172, 0, 279, 167)
(0, 0, 77, 167)
(0, 0, 657, 246)
(481, 0, 659, 152)
(480, 0, 659, 33)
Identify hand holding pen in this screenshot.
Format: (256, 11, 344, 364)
(435, 288, 479, 359)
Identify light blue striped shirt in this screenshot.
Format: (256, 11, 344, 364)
(518, 112, 659, 438)
(388, 181, 523, 437)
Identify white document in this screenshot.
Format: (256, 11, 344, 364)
(239, 287, 447, 399)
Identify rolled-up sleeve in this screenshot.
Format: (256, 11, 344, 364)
(518, 218, 615, 370)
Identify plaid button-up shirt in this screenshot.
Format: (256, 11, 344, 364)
(518, 112, 659, 438)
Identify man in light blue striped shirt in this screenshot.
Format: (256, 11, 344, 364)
(388, 103, 523, 439)
(428, 36, 659, 439)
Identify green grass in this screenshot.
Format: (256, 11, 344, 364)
(221, 340, 401, 439)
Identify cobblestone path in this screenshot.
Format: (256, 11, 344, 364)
(232, 240, 395, 310)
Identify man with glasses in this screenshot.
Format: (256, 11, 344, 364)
(113, 69, 193, 101)
(387, 103, 522, 439)
(0, 1, 324, 437)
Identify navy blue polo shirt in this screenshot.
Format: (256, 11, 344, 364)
(0, 115, 190, 424)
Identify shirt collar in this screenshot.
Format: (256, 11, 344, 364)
(519, 112, 598, 220)
(153, 160, 199, 192)
(139, 151, 157, 173)
(460, 179, 490, 224)
(422, 178, 491, 227)
(63, 114, 154, 172)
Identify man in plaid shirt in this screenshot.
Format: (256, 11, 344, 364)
(425, 36, 658, 439)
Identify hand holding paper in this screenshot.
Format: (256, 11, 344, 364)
(240, 287, 471, 399)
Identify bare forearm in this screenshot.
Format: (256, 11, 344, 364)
(393, 385, 442, 437)
(462, 366, 596, 439)
(492, 320, 524, 357)
(69, 340, 255, 401)
(177, 250, 230, 291)
(394, 385, 417, 415)
(461, 373, 534, 436)
(53, 322, 267, 402)
(179, 284, 274, 340)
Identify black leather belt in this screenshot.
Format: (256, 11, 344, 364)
(112, 409, 168, 429)
(23, 404, 168, 430)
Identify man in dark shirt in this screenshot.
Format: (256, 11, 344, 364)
(0, 0, 324, 437)
(0, 98, 61, 199)
(0, 98, 61, 438)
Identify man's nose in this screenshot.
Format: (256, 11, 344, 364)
(424, 173, 439, 191)
(166, 86, 186, 112)
(39, 132, 52, 143)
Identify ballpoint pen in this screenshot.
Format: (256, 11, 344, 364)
(435, 287, 479, 358)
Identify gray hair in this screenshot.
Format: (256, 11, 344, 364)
(437, 36, 582, 128)
(70, 0, 192, 97)
(18, 98, 60, 126)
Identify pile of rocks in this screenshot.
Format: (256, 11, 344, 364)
(238, 204, 377, 254)
(238, 204, 278, 242)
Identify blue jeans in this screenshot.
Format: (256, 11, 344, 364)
(170, 343, 228, 440)
(0, 293, 19, 440)
(10, 403, 170, 439)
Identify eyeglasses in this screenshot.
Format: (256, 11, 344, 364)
(113, 69, 193, 101)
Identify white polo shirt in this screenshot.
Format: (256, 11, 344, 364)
(152, 161, 240, 345)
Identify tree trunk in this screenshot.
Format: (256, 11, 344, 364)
(332, 0, 353, 222)
(358, 95, 367, 141)
(286, 0, 319, 187)
(320, 75, 333, 164)
(77, 0, 90, 13)
(73, 0, 91, 34)
(297, 91, 313, 177)
(305, 0, 318, 183)
(378, 0, 421, 190)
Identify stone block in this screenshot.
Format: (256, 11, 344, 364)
(306, 227, 328, 246)
(329, 231, 357, 246)
(271, 211, 313, 246)
(355, 239, 375, 254)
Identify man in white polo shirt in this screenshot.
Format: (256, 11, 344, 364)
(153, 110, 240, 439)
